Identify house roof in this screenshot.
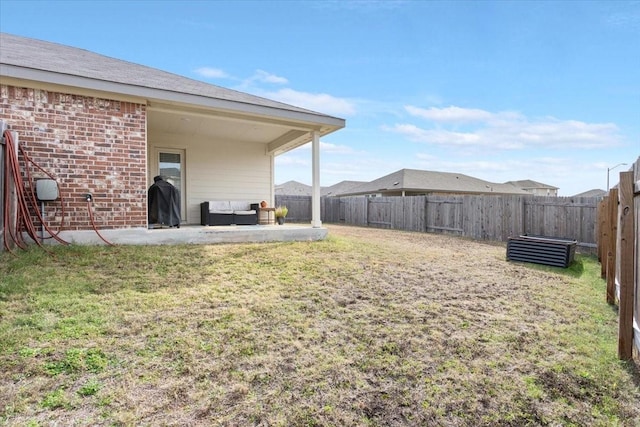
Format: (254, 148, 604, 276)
(322, 180, 367, 197)
(0, 33, 334, 119)
(572, 189, 607, 198)
(275, 181, 312, 196)
(0, 33, 345, 153)
(337, 169, 530, 196)
(504, 179, 559, 190)
(274, 180, 368, 197)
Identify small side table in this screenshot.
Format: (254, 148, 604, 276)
(259, 207, 276, 225)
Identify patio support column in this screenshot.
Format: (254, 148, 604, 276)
(311, 130, 322, 228)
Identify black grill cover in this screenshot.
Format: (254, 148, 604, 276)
(148, 176, 180, 227)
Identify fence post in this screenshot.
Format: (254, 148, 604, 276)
(597, 198, 606, 273)
(618, 172, 635, 360)
(520, 195, 526, 237)
(606, 188, 618, 305)
(423, 196, 428, 233)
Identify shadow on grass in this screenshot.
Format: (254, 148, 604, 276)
(0, 243, 222, 298)
(0, 239, 303, 300)
(508, 255, 587, 278)
(624, 359, 640, 387)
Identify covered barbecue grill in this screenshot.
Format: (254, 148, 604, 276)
(148, 175, 180, 228)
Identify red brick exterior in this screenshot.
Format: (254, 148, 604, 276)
(1, 85, 147, 230)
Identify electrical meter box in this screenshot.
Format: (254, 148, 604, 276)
(36, 179, 59, 201)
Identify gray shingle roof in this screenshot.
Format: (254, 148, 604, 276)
(572, 189, 606, 198)
(0, 32, 342, 123)
(275, 181, 312, 196)
(321, 180, 367, 196)
(274, 180, 368, 196)
(338, 169, 530, 196)
(504, 179, 559, 190)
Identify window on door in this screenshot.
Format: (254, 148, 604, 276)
(158, 150, 185, 221)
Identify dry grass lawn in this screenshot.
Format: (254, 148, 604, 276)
(1, 224, 639, 426)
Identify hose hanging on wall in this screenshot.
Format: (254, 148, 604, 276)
(86, 198, 115, 247)
(2, 129, 115, 252)
(18, 141, 69, 242)
(2, 130, 64, 253)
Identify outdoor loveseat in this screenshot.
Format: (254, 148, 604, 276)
(200, 201, 259, 226)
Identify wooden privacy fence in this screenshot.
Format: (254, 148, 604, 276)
(273, 195, 312, 223)
(597, 157, 639, 361)
(303, 194, 600, 251)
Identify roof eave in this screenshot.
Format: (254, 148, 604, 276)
(0, 64, 346, 131)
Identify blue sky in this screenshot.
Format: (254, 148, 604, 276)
(1, 0, 638, 196)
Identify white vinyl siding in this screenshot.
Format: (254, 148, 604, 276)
(149, 133, 272, 224)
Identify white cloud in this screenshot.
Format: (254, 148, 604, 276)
(265, 88, 357, 116)
(319, 157, 403, 186)
(275, 143, 384, 186)
(194, 67, 229, 79)
(252, 69, 288, 85)
(605, 2, 640, 33)
(411, 153, 612, 195)
(194, 67, 288, 86)
(193, 67, 353, 117)
(405, 105, 494, 123)
(391, 106, 622, 150)
(415, 154, 511, 172)
(320, 141, 356, 154)
(274, 154, 308, 167)
(389, 124, 488, 147)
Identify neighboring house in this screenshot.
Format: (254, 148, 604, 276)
(322, 180, 366, 197)
(504, 179, 559, 196)
(274, 180, 366, 197)
(572, 189, 607, 198)
(275, 181, 312, 196)
(335, 169, 530, 197)
(0, 33, 345, 235)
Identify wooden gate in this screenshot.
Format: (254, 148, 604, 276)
(367, 198, 392, 228)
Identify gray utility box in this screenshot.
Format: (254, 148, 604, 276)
(36, 179, 59, 201)
(507, 234, 577, 268)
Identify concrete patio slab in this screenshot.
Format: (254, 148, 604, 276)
(40, 224, 328, 246)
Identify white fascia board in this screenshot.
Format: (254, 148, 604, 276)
(0, 64, 345, 131)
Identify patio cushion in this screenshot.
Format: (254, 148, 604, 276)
(208, 201, 233, 214)
(201, 201, 259, 226)
(229, 201, 253, 212)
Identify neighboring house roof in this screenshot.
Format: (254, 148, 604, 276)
(322, 180, 367, 197)
(572, 189, 607, 198)
(337, 169, 530, 196)
(275, 180, 367, 197)
(275, 181, 312, 196)
(505, 179, 559, 190)
(0, 33, 345, 154)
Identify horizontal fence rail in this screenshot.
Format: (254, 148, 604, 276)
(277, 193, 601, 252)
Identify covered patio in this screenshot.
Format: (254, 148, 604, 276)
(48, 224, 328, 246)
(1, 33, 345, 250)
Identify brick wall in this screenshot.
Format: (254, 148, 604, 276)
(0, 85, 147, 230)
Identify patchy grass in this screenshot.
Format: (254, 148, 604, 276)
(1, 225, 639, 426)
